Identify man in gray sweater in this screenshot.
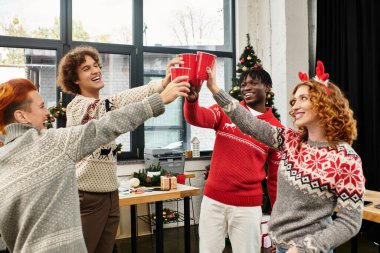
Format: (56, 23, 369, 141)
(0, 77, 189, 253)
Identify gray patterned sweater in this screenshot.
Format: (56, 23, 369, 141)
(0, 94, 164, 253)
(213, 90, 365, 253)
(66, 80, 163, 192)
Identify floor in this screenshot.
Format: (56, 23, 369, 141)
(115, 225, 379, 253)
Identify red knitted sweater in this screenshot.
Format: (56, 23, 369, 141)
(184, 99, 282, 206)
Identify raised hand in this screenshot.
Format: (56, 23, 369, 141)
(162, 57, 185, 88)
(205, 67, 220, 95)
(160, 76, 190, 104)
(187, 85, 202, 103)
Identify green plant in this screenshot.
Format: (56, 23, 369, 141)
(133, 163, 178, 187)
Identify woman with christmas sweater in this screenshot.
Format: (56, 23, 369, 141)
(205, 62, 365, 253)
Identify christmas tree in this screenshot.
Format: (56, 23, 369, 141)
(229, 34, 280, 120)
(229, 34, 281, 214)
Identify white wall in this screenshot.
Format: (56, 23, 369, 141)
(236, 0, 309, 127)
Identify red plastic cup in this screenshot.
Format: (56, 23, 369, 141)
(178, 53, 197, 85)
(176, 174, 186, 185)
(196, 51, 217, 81)
(195, 79, 204, 86)
(170, 67, 190, 82)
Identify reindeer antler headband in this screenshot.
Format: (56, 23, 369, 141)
(298, 60, 331, 95)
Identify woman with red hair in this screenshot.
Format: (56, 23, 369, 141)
(205, 62, 364, 253)
(0, 77, 189, 252)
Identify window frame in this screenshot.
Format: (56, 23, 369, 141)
(0, 0, 236, 159)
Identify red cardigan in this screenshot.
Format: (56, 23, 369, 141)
(184, 99, 282, 207)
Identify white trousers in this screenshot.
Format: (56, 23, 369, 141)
(199, 195, 262, 253)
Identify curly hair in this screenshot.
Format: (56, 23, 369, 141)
(240, 68, 272, 87)
(289, 80, 357, 146)
(57, 46, 101, 95)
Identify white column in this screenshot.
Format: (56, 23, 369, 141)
(235, 0, 272, 70)
(271, 0, 309, 127)
(236, 0, 309, 127)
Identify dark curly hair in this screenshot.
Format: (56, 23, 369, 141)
(239, 68, 272, 87)
(57, 46, 101, 95)
(289, 80, 357, 146)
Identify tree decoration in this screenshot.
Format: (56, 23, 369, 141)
(115, 143, 123, 155)
(151, 208, 180, 224)
(229, 34, 263, 101)
(44, 114, 56, 129)
(45, 97, 66, 129)
(49, 102, 66, 119)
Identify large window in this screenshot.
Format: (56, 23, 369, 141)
(188, 57, 233, 151)
(143, 53, 233, 151)
(0, 0, 235, 158)
(143, 0, 229, 51)
(72, 0, 133, 44)
(99, 53, 131, 152)
(0, 0, 60, 40)
(0, 47, 57, 108)
(143, 54, 185, 150)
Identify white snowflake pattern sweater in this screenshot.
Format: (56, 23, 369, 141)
(0, 94, 164, 252)
(66, 80, 163, 192)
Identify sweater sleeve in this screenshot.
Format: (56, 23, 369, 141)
(184, 99, 222, 130)
(266, 148, 281, 208)
(213, 89, 285, 150)
(64, 93, 164, 162)
(302, 154, 365, 253)
(110, 79, 163, 109)
(66, 80, 163, 126)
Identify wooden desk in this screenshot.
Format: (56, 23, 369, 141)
(119, 184, 201, 253)
(362, 190, 380, 223)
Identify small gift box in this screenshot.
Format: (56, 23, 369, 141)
(160, 174, 177, 190)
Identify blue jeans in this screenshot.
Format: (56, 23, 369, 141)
(276, 247, 333, 253)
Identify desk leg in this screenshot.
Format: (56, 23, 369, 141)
(131, 205, 137, 253)
(351, 233, 358, 253)
(184, 197, 190, 253)
(155, 201, 164, 253)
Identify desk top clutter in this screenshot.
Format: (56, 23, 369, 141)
(119, 184, 200, 207)
(118, 161, 194, 196)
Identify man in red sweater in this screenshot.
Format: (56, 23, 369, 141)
(184, 67, 282, 253)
